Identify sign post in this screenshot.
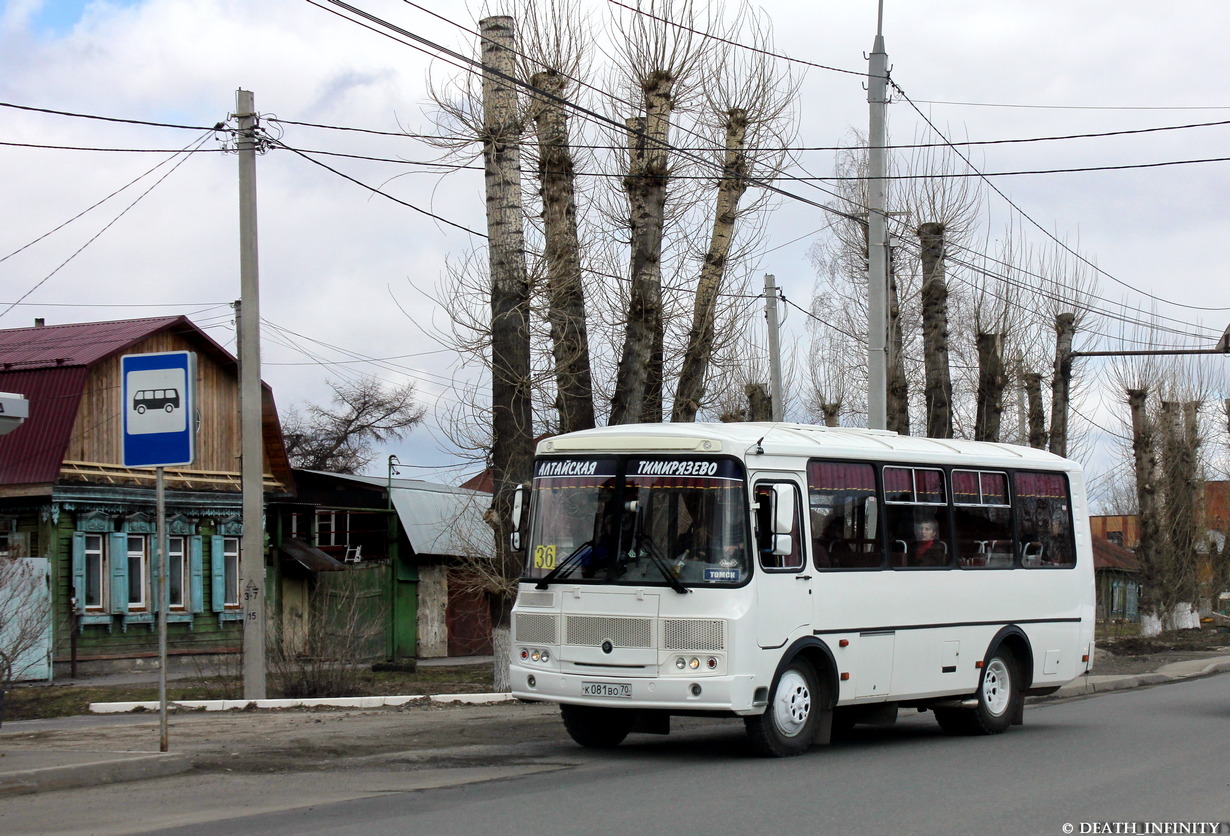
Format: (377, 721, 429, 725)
(122, 351, 196, 752)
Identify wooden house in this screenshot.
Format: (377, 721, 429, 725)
(0, 316, 297, 676)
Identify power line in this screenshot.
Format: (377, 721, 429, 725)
(0, 132, 215, 321)
(268, 137, 487, 238)
(1, 139, 221, 267)
(0, 100, 232, 132)
(0, 141, 226, 153)
(892, 82, 1230, 315)
(910, 99, 1230, 112)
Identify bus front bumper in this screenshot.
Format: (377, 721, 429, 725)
(509, 664, 760, 715)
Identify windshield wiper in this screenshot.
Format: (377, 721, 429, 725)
(633, 533, 689, 594)
(534, 540, 593, 589)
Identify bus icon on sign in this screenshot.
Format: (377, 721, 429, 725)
(133, 388, 180, 414)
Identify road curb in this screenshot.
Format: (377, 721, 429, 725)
(89, 692, 516, 713)
(0, 753, 192, 798)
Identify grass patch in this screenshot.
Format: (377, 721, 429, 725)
(2, 662, 497, 722)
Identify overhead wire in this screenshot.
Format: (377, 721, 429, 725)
(0, 131, 216, 321)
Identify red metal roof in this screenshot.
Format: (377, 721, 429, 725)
(0, 315, 293, 491)
(0, 316, 235, 371)
(0, 367, 88, 486)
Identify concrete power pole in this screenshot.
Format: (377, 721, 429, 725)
(866, 1, 889, 430)
(764, 274, 784, 422)
(236, 89, 266, 700)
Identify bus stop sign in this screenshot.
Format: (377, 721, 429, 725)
(121, 351, 196, 468)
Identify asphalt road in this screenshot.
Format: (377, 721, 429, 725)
(4, 676, 1228, 836)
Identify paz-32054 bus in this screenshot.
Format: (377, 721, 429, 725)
(509, 422, 1095, 757)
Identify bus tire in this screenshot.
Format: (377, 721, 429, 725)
(560, 704, 635, 749)
(935, 648, 1019, 736)
(744, 659, 820, 757)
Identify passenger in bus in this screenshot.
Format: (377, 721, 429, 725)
(582, 511, 618, 578)
(812, 513, 844, 568)
(912, 517, 946, 567)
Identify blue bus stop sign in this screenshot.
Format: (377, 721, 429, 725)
(121, 351, 196, 468)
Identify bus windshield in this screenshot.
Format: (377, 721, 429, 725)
(524, 456, 750, 587)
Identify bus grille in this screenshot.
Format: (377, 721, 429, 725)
(516, 591, 555, 608)
(514, 613, 558, 644)
(565, 615, 653, 648)
(662, 619, 725, 651)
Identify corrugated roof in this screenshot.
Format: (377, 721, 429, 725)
(0, 316, 189, 369)
(1092, 536, 1142, 572)
(0, 316, 294, 492)
(280, 537, 347, 573)
(391, 484, 493, 557)
(300, 470, 493, 557)
(0, 367, 88, 486)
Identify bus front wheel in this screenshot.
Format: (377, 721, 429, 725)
(560, 704, 635, 749)
(935, 648, 1020, 735)
(745, 659, 820, 757)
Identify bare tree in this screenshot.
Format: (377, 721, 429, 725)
(282, 377, 426, 474)
(0, 558, 47, 724)
(672, 4, 797, 422)
(608, 0, 710, 424)
(523, 0, 595, 434)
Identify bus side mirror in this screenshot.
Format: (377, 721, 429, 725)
(772, 484, 795, 535)
(771, 484, 795, 556)
(510, 484, 526, 552)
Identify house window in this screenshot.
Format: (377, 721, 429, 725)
(127, 535, 147, 611)
(316, 511, 337, 547)
(167, 536, 187, 610)
(84, 534, 106, 609)
(223, 537, 240, 607)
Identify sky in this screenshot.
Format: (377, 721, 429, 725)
(2, 0, 1229, 499)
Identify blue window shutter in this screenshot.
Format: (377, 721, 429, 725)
(72, 532, 86, 606)
(109, 532, 128, 614)
(190, 536, 204, 613)
(150, 539, 160, 613)
(210, 535, 225, 613)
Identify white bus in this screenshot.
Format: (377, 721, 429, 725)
(509, 422, 1095, 756)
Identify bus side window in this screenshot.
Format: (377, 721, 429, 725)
(754, 482, 802, 571)
(1014, 471, 1076, 568)
(807, 461, 881, 570)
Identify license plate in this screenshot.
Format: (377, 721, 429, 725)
(581, 681, 632, 699)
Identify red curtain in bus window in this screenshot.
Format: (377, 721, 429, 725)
(914, 469, 945, 503)
(951, 470, 980, 504)
(981, 471, 1009, 505)
(882, 466, 912, 499)
(808, 462, 875, 494)
(1014, 471, 1067, 499)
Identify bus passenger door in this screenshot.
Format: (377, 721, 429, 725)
(752, 477, 810, 648)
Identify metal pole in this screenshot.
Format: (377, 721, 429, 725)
(764, 274, 784, 422)
(866, 0, 889, 430)
(237, 89, 266, 700)
(156, 466, 168, 752)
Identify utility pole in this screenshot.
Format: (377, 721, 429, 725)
(236, 89, 266, 700)
(866, 0, 889, 430)
(764, 274, 784, 422)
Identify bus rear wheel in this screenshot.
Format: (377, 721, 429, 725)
(745, 660, 820, 757)
(935, 649, 1019, 736)
(560, 704, 636, 749)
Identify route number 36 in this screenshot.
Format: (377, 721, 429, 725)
(533, 544, 557, 570)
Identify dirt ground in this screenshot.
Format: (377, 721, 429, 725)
(1092, 627, 1230, 675)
